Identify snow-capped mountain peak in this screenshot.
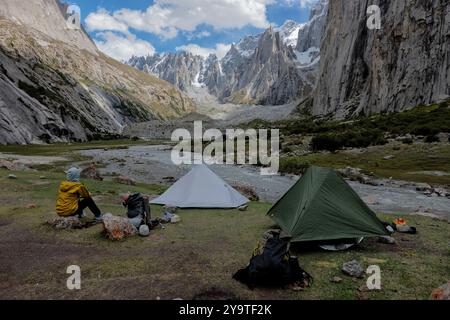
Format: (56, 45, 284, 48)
(128, 1, 329, 106)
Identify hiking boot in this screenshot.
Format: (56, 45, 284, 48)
(78, 211, 87, 219)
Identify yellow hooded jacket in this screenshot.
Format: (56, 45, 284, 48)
(56, 181, 90, 217)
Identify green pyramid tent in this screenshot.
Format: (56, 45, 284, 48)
(268, 166, 389, 243)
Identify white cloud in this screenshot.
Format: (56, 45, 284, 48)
(186, 31, 212, 40)
(85, 0, 275, 39)
(94, 32, 156, 62)
(85, 9, 129, 34)
(176, 43, 232, 59)
(298, 0, 320, 8)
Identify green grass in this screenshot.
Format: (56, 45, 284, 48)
(280, 142, 450, 185)
(0, 168, 448, 300)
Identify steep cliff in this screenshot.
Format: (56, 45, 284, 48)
(0, 0, 195, 144)
(314, 0, 450, 117)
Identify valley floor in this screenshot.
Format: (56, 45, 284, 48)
(0, 140, 449, 300)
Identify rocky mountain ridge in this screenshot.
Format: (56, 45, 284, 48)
(0, 0, 195, 144)
(128, 0, 329, 106)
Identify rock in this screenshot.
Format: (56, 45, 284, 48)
(434, 188, 446, 197)
(26, 203, 37, 209)
(435, 133, 450, 143)
(238, 205, 249, 211)
(139, 224, 150, 237)
(81, 164, 104, 181)
(47, 216, 83, 230)
(114, 176, 137, 186)
(292, 286, 305, 292)
(7, 174, 18, 179)
(0, 159, 29, 171)
(415, 183, 432, 192)
(102, 214, 137, 241)
(313, 0, 449, 117)
(364, 179, 381, 187)
(170, 214, 181, 224)
(330, 276, 343, 283)
(39, 176, 47, 180)
(383, 155, 395, 160)
(396, 225, 417, 234)
(378, 236, 396, 245)
(338, 166, 363, 177)
(0, 1, 196, 145)
(232, 184, 259, 201)
(430, 281, 450, 300)
(342, 260, 364, 278)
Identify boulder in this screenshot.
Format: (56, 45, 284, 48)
(81, 164, 103, 181)
(7, 174, 18, 179)
(396, 225, 417, 234)
(232, 184, 259, 201)
(434, 188, 446, 197)
(435, 133, 450, 143)
(415, 183, 432, 192)
(342, 260, 364, 278)
(102, 214, 137, 241)
(338, 167, 362, 177)
(430, 281, 450, 300)
(0, 159, 30, 171)
(47, 216, 83, 230)
(114, 175, 137, 186)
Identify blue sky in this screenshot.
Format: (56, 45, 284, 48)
(61, 0, 317, 61)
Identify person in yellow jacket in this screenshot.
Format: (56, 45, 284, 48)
(56, 167, 103, 220)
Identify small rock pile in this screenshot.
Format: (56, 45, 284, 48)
(415, 183, 450, 198)
(337, 167, 380, 186)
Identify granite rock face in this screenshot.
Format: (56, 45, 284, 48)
(313, 0, 450, 118)
(0, 0, 195, 145)
(296, 0, 329, 52)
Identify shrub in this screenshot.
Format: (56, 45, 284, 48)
(425, 135, 440, 143)
(311, 134, 343, 152)
(400, 137, 414, 144)
(311, 129, 387, 152)
(279, 158, 311, 175)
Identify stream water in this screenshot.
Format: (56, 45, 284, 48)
(78, 145, 450, 219)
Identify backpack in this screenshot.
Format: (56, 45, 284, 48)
(233, 230, 312, 289)
(123, 193, 151, 226)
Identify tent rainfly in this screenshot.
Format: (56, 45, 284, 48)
(268, 166, 389, 243)
(150, 164, 250, 209)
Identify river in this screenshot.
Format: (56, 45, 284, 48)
(78, 145, 450, 219)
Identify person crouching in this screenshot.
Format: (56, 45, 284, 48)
(56, 167, 103, 220)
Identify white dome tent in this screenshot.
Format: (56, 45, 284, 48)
(150, 164, 250, 209)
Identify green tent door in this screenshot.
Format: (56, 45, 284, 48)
(268, 166, 389, 242)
